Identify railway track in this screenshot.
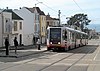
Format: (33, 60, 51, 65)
(38, 46, 96, 71)
(0, 44, 98, 71)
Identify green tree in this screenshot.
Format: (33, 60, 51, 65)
(67, 13, 91, 31)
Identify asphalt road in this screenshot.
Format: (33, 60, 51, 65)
(0, 39, 100, 71)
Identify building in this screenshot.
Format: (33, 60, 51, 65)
(0, 9, 12, 47)
(4, 9, 24, 46)
(27, 7, 42, 44)
(35, 7, 46, 44)
(46, 13, 59, 28)
(0, 10, 3, 47)
(14, 7, 36, 45)
(14, 7, 47, 45)
(0, 9, 24, 47)
(88, 29, 98, 39)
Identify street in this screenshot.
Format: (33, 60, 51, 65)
(0, 39, 100, 71)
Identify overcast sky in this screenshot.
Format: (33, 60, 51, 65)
(0, 0, 100, 25)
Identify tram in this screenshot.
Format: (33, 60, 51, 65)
(47, 26, 88, 51)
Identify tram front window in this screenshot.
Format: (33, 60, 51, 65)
(50, 28, 61, 44)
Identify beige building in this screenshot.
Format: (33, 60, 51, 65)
(26, 7, 47, 44)
(39, 12, 46, 44)
(46, 13, 59, 28)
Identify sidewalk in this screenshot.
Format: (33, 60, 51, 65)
(0, 45, 47, 58)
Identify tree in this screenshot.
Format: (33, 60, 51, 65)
(67, 13, 91, 31)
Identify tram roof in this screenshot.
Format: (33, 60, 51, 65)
(47, 26, 87, 35)
(65, 27, 87, 35)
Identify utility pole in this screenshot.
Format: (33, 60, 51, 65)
(58, 10, 61, 26)
(34, 2, 42, 45)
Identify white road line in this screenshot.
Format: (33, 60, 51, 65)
(93, 46, 100, 60)
(75, 64, 89, 66)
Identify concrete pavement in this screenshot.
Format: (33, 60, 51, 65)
(87, 45, 100, 71)
(0, 45, 47, 58)
(0, 39, 100, 71)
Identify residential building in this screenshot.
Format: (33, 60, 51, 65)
(29, 7, 46, 43)
(4, 9, 23, 46)
(46, 13, 59, 28)
(0, 10, 3, 47)
(39, 11, 46, 44)
(4, 9, 24, 46)
(14, 7, 36, 45)
(13, 7, 59, 45)
(88, 29, 97, 39)
(0, 10, 12, 47)
(52, 18, 59, 26)
(14, 7, 47, 45)
(26, 7, 40, 44)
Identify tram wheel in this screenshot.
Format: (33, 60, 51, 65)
(47, 48, 51, 51)
(68, 46, 71, 50)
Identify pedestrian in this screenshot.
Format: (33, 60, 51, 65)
(14, 37, 18, 54)
(5, 37, 9, 55)
(37, 38, 41, 50)
(33, 36, 35, 44)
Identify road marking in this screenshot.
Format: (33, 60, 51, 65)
(75, 64, 89, 66)
(93, 46, 100, 60)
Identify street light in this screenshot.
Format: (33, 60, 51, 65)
(34, 2, 43, 44)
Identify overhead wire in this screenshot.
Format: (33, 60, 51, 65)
(72, 0, 84, 12)
(36, 0, 58, 13)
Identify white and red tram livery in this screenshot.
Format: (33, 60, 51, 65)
(47, 26, 88, 51)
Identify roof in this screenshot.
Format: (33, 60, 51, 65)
(0, 9, 3, 13)
(53, 18, 59, 20)
(46, 14, 52, 20)
(26, 7, 45, 15)
(46, 14, 59, 20)
(3, 9, 23, 20)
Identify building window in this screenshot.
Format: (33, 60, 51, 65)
(14, 21, 17, 31)
(44, 27, 45, 32)
(42, 27, 43, 32)
(36, 14, 39, 21)
(47, 22, 49, 24)
(5, 18, 11, 33)
(6, 20, 8, 23)
(19, 22, 22, 30)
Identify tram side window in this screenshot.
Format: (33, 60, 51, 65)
(83, 34, 85, 39)
(81, 34, 82, 39)
(77, 33, 80, 39)
(72, 33, 75, 42)
(76, 33, 78, 39)
(84, 34, 88, 39)
(62, 30, 67, 40)
(81, 34, 84, 39)
(65, 30, 67, 39)
(86, 35, 88, 39)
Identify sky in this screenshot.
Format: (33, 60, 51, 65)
(0, 0, 100, 31)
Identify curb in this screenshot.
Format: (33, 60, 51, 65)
(0, 49, 48, 58)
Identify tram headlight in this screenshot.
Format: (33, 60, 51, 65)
(58, 42, 60, 44)
(50, 42, 52, 44)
